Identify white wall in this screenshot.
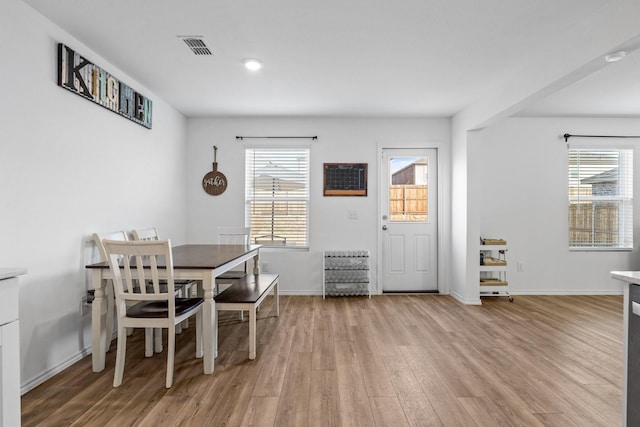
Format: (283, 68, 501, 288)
(473, 117, 640, 294)
(1, 0, 188, 391)
(186, 117, 451, 295)
(449, 2, 640, 304)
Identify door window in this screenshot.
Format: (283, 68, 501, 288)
(389, 156, 429, 223)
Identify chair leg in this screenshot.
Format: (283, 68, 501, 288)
(144, 328, 154, 357)
(175, 289, 183, 334)
(105, 282, 115, 351)
(179, 286, 190, 330)
(166, 326, 175, 388)
(154, 328, 163, 353)
(113, 326, 127, 387)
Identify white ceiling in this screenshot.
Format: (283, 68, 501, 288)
(23, 0, 640, 118)
(518, 47, 640, 117)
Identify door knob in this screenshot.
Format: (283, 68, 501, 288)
(382, 225, 387, 230)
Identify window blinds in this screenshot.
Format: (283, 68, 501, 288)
(568, 148, 633, 249)
(245, 148, 310, 248)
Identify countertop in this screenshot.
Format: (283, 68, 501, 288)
(0, 268, 27, 281)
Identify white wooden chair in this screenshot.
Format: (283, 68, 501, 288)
(131, 227, 196, 341)
(91, 231, 136, 351)
(215, 226, 251, 291)
(103, 238, 203, 388)
(216, 227, 251, 320)
(131, 228, 197, 299)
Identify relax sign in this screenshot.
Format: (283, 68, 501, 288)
(57, 43, 152, 129)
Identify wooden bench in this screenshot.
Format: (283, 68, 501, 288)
(214, 273, 279, 359)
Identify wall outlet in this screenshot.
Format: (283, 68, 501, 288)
(517, 261, 524, 272)
(348, 210, 358, 220)
(81, 296, 91, 316)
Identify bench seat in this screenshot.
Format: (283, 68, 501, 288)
(214, 273, 279, 359)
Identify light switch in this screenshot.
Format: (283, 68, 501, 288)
(348, 210, 358, 220)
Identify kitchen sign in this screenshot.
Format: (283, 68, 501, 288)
(57, 43, 152, 129)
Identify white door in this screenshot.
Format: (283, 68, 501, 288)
(381, 148, 438, 292)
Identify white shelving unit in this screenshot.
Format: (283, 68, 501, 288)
(323, 250, 370, 298)
(479, 244, 513, 302)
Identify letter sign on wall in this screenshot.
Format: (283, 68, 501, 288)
(57, 43, 153, 129)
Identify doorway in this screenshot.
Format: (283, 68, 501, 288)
(380, 148, 438, 292)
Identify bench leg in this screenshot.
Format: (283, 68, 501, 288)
(274, 280, 279, 317)
(214, 304, 219, 359)
(249, 306, 256, 360)
(195, 310, 203, 359)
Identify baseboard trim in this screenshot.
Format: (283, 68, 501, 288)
(451, 291, 482, 305)
(21, 345, 92, 395)
(508, 290, 623, 296)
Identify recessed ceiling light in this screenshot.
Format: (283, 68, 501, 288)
(244, 59, 263, 71)
(605, 50, 626, 63)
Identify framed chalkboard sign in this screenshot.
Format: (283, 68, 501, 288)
(323, 163, 368, 196)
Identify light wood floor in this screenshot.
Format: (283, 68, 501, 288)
(22, 295, 624, 426)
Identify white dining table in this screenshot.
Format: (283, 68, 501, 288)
(86, 244, 261, 374)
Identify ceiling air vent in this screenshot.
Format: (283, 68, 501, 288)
(178, 36, 213, 56)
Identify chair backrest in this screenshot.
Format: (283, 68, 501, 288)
(218, 227, 251, 274)
(103, 239, 175, 317)
(254, 235, 287, 246)
(131, 227, 159, 241)
(92, 230, 128, 262)
(217, 226, 250, 245)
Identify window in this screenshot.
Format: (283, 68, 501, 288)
(568, 148, 633, 249)
(245, 147, 310, 248)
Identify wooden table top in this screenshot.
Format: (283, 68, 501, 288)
(85, 244, 261, 270)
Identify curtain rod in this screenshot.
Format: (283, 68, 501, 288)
(236, 136, 317, 140)
(563, 133, 640, 143)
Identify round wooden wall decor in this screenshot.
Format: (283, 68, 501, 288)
(202, 146, 228, 195)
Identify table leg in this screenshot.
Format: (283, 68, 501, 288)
(91, 269, 107, 372)
(201, 271, 215, 374)
(253, 250, 260, 275)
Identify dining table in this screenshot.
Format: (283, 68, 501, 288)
(85, 243, 261, 374)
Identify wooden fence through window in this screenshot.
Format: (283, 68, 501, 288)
(568, 202, 619, 246)
(390, 185, 427, 221)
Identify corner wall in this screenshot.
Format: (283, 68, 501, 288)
(1, 0, 188, 391)
(474, 117, 640, 294)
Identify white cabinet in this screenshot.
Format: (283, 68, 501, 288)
(323, 250, 370, 298)
(479, 244, 513, 302)
(611, 271, 640, 426)
(0, 269, 25, 427)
